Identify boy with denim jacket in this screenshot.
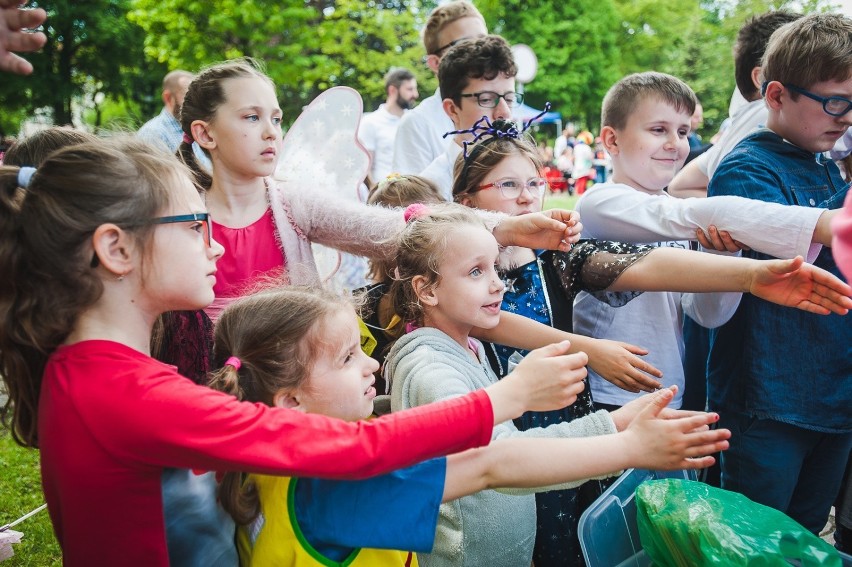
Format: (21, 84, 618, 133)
(707, 13, 852, 534)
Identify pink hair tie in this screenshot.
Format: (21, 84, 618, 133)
(225, 356, 241, 370)
(182, 132, 193, 145)
(404, 203, 428, 223)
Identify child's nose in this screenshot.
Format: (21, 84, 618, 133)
(493, 98, 512, 121)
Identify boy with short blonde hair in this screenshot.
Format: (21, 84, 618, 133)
(574, 71, 836, 414)
(707, 13, 851, 534)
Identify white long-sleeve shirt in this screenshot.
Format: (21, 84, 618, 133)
(573, 181, 824, 407)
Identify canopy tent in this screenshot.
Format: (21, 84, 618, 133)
(513, 102, 562, 132)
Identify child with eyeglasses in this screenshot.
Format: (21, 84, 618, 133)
(0, 137, 599, 566)
(419, 34, 523, 200)
(450, 119, 852, 566)
(384, 200, 851, 567)
(706, 13, 852, 535)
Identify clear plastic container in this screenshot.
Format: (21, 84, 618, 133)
(578, 468, 694, 567)
(578, 468, 852, 567)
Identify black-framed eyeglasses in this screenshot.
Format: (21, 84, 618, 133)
(783, 83, 852, 117)
(89, 213, 213, 268)
(459, 91, 524, 109)
(475, 177, 547, 200)
(431, 35, 482, 56)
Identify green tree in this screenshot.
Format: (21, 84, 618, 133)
(0, 0, 157, 130)
(478, 0, 622, 129)
(129, 0, 430, 121)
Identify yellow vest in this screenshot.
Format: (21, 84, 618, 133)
(237, 474, 419, 567)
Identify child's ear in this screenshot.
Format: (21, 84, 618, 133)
(272, 390, 304, 411)
(599, 126, 619, 155)
(763, 81, 785, 110)
(412, 275, 439, 307)
(91, 223, 135, 279)
(443, 98, 462, 128)
(191, 120, 216, 151)
(750, 67, 762, 94)
(458, 195, 475, 208)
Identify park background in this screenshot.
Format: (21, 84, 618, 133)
(1, 0, 850, 564)
(2, 0, 851, 144)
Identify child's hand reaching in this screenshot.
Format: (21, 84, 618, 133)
(748, 255, 852, 315)
(616, 387, 731, 470)
(484, 341, 588, 424)
(585, 339, 663, 393)
(492, 210, 582, 252)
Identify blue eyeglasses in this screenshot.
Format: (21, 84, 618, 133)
(89, 213, 213, 268)
(151, 213, 212, 248)
(782, 83, 852, 117)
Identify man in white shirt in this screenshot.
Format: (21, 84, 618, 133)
(419, 35, 519, 200)
(391, 0, 487, 175)
(358, 67, 418, 186)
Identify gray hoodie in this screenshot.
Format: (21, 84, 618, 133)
(386, 327, 618, 567)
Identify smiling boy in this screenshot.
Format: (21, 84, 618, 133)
(574, 72, 839, 413)
(706, 13, 852, 534)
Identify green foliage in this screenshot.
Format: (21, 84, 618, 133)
(0, 0, 162, 128)
(479, 0, 622, 129)
(128, 0, 429, 121)
(0, 432, 61, 566)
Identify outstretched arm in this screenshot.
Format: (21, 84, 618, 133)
(491, 209, 582, 252)
(442, 387, 729, 501)
(0, 1, 46, 75)
(473, 311, 663, 393)
(609, 247, 852, 315)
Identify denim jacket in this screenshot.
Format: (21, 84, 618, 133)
(707, 128, 851, 432)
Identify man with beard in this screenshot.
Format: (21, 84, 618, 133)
(358, 67, 419, 186)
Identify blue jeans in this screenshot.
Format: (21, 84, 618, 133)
(719, 411, 852, 534)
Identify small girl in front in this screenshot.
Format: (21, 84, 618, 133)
(386, 203, 852, 567)
(0, 138, 596, 566)
(209, 285, 732, 566)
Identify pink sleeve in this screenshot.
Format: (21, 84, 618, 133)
(831, 190, 852, 280)
(97, 373, 494, 479)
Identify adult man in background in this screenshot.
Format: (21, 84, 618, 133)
(138, 69, 195, 152)
(358, 67, 418, 186)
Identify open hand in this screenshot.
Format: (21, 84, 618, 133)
(586, 339, 662, 393)
(750, 255, 852, 315)
(621, 388, 731, 470)
(0, 2, 46, 76)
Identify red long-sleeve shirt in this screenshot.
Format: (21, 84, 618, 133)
(39, 340, 493, 566)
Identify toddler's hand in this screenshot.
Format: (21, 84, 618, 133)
(621, 388, 730, 470)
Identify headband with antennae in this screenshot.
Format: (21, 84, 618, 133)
(447, 103, 552, 196)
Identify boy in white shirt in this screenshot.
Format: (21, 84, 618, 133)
(574, 71, 839, 410)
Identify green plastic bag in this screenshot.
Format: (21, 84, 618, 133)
(636, 479, 843, 566)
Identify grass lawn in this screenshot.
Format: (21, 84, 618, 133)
(0, 431, 61, 565)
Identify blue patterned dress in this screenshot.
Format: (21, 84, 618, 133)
(483, 239, 652, 567)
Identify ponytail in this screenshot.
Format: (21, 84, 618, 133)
(176, 136, 213, 191)
(209, 363, 261, 525)
(0, 138, 184, 447)
(207, 286, 352, 524)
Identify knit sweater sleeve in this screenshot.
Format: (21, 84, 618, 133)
(279, 184, 504, 262)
